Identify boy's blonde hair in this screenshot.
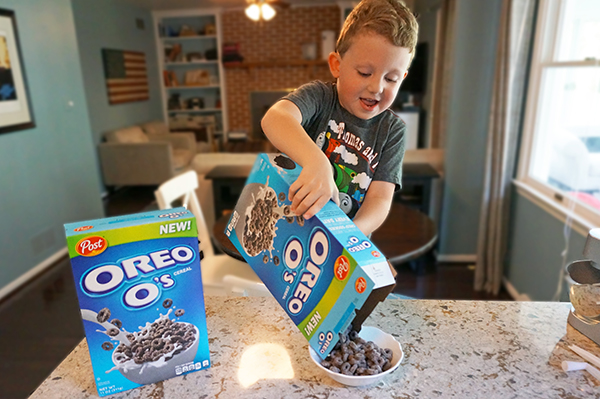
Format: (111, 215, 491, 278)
(336, 0, 418, 60)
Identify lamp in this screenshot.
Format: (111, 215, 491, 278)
(260, 3, 276, 20)
(245, 3, 261, 21)
(245, 1, 276, 22)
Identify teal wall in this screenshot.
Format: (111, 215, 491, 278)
(71, 0, 162, 191)
(0, 0, 103, 291)
(0, 0, 163, 294)
(438, 0, 502, 256)
(506, 193, 586, 301)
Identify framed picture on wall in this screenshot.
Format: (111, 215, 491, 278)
(0, 8, 35, 134)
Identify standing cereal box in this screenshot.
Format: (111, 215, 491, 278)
(64, 207, 210, 397)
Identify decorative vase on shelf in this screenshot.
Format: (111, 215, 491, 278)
(187, 97, 204, 110)
(168, 94, 182, 110)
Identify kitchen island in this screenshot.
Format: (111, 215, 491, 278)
(31, 297, 599, 398)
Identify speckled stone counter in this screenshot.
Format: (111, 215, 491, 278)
(31, 297, 600, 398)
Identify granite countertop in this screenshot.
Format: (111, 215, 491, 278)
(31, 297, 600, 398)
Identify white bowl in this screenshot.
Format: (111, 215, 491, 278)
(308, 326, 403, 386)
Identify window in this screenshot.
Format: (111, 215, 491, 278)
(517, 0, 600, 230)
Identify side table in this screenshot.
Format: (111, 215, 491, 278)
(400, 163, 441, 216)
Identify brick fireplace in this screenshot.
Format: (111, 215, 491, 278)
(222, 5, 340, 134)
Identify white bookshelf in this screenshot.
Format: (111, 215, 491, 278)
(153, 9, 228, 143)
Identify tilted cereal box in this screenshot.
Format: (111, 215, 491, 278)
(225, 153, 396, 359)
(64, 208, 210, 397)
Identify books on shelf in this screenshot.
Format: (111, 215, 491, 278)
(163, 70, 179, 87)
(167, 43, 183, 62)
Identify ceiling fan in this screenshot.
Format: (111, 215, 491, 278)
(245, 0, 290, 21)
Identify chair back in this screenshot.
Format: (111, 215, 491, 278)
(155, 170, 214, 257)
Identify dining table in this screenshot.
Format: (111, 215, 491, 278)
(30, 296, 599, 398)
(212, 201, 438, 273)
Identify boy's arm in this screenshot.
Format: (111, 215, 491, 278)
(352, 181, 395, 236)
(261, 100, 339, 219)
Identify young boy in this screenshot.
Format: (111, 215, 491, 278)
(261, 0, 418, 236)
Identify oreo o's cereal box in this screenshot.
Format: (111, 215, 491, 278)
(64, 208, 210, 397)
(225, 153, 396, 359)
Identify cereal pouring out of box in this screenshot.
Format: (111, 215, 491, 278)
(64, 208, 210, 397)
(225, 153, 397, 360)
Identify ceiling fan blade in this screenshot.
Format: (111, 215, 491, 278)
(267, 0, 291, 8)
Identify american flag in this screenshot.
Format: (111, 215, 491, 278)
(102, 49, 149, 105)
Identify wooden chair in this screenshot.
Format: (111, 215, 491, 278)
(154, 170, 269, 297)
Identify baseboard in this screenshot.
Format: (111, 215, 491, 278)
(0, 247, 68, 302)
(436, 254, 477, 263)
(503, 277, 532, 301)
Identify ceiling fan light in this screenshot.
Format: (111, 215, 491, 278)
(261, 3, 276, 21)
(245, 4, 261, 21)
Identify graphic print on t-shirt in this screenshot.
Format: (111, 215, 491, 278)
(316, 119, 380, 219)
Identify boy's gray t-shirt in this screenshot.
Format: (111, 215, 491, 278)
(283, 80, 406, 218)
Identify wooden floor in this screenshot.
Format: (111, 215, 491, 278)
(0, 185, 511, 398)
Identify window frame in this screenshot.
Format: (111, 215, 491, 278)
(515, 0, 600, 236)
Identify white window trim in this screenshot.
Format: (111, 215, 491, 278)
(515, 0, 600, 236)
(513, 181, 593, 237)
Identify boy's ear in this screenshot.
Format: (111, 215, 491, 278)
(328, 52, 341, 78)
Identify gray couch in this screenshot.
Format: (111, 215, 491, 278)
(98, 125, 196, 187)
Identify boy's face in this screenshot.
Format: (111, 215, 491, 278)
(329, 32, 412, 120)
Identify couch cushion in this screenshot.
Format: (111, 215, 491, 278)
(197, 141, 212, 153)
(141, 120, 169, 136)
(107, 126, 149, 144)
(172, 149, 194, 170)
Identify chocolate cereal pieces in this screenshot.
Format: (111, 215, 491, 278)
(113, 317, 196, 366)
(320, 330, 394, 376)
(242, 191, 280, 256)
(107, 327, 120, 337)
(97, 307, 111, 323)
(110, 319, 122, 329)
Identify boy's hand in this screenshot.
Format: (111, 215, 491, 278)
(289, 158, 339, 219)
(260, 99, 339, 218)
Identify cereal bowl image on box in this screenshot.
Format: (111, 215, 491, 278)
(81, 307, 200, 386)
(65, 208, 211, 397)
(232, 182, 303, 258)
(111, 320, 200, 385)
(308, 326, 403, 386)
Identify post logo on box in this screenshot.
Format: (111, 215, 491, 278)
(355, 277, 368, 294)
(64, 208, 211, 397)
(334, 256, 350, 281)
(75, 236, 107, 257)
(225, 153, 396, 359)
